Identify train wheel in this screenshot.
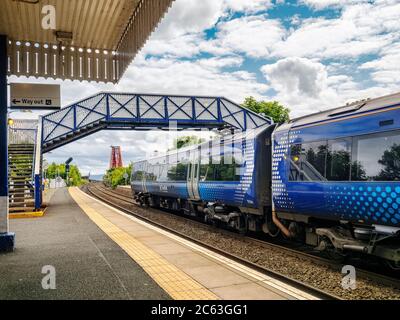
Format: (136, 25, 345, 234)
(237, 215, 248, 235)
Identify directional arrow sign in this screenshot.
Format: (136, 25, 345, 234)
(10, 83, 61, 110)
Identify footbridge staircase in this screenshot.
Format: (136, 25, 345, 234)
(8, 120, 41, 213)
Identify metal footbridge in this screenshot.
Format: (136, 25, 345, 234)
(41, 92, 272, 152)
(10, 92, 272, 211)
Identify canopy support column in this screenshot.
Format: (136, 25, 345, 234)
(0, 34, 15, 252)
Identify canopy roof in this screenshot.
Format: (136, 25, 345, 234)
(1, 0, 174, 83)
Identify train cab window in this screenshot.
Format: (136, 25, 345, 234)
(326, 139, 351, 181)
(352, 130, 400, 181)
(289, 144, 303, 181)
(289, 142, 327, 181)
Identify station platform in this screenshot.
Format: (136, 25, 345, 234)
(0, 187, 317, 300)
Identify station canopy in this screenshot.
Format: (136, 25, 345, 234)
(1, 0, 174, 83)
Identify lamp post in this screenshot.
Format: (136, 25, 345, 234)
(65, 157, 73, 187)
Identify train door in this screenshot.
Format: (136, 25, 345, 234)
(187, 150, 200, 200)
(142, 161, 148, 193)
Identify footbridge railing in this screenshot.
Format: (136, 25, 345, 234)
(41, 92, 272, 153)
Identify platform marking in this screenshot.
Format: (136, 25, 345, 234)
(9, 211, 45, 219)
(74, 188, 320, 300)
(69, 188, 219, 300)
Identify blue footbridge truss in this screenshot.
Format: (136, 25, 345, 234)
(41, 92, 273, 153)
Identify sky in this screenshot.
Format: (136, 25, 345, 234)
(9, 0, 400, 175)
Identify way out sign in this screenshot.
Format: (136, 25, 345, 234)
(10, 83, 61, 110)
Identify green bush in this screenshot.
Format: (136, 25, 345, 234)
(103, 164, 132, 189)
(45, 162, 83, 186)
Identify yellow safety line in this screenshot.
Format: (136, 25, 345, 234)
(69, 187, 219, 300)
(9, 209, 46, 219)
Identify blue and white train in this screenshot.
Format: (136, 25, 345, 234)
(132, 92, 400, 266)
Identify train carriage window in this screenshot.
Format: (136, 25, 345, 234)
(132, 171, 144, 181)
(326, 139, 351, 181)
(199, 154, 210, 182)
(167, 164, 176, 181)
(158, 163, 169, 182)
(176, 163, 188, 181)
(167, 162, 188, 181)
(199, 164, 210, 181)
(150, 164, 158, 181)
(352, 130, 400, 181)
(214, 156, 241, 181)
(290, 142, 327, 181)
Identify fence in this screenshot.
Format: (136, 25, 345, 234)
(8, 119, 38, 145)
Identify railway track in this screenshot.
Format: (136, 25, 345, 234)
(82, 182, 400, 300)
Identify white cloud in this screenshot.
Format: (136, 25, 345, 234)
(143, 34, 203, 58)
(197, 56, 244, 69)
(260, 57, 338, 116)
(360, 43, 400, 85)
(260, 57, 395, 117)
(140, 0, 225, 58)
(223, 0, 272, 13)
(143, 0, 279, 58)
(155, 0, 400, 62)
(153, 0, 224, 39)
(119, 54, 267, 102)
(261, 57, 328, 98)
(301, 0, 368, 10)
(272, 0, 400, 60)
(150, 0, 274, 42)
(208, 15, 285, 58)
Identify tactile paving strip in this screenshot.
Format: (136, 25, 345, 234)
(69, 187, 219, 300)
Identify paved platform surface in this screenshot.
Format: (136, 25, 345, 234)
(0, 188, 169, 300)
(69, 188, 316, 300)
(0, 187, 317, 300)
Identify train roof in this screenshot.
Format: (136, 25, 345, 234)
(289, 91, 400, 128)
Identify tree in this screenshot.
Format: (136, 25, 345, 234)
(44, 162, 84, 186)
(170, 136, 205, 150)
(242, 97, 290, 124)
(103, 164, 132, 189)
